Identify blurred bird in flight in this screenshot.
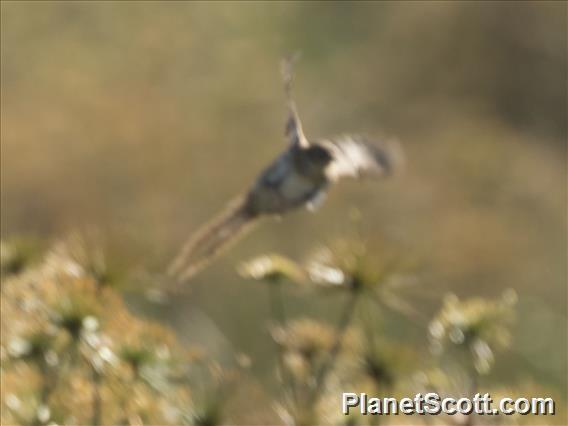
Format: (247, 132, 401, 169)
(168, 55, 404, 283)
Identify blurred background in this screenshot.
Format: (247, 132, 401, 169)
(1, 1, 566, 424)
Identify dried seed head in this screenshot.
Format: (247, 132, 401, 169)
(238, 254, 306, 284)
(271, 319, 336, 360)
(429, 290, 517, 374)
(306, 239, 403, 295)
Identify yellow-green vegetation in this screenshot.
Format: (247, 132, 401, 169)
(1, 238, 239, 426)
(0, 234, 565, 426)
(1, 236, 566, 425)
(239, 239, 565, 425)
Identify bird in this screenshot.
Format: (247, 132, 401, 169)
(167, 56, 404, 283)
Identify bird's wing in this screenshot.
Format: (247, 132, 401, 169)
(284, 103, 308, 148)
(319, 135, 405, 182)
(281, 54, 309, 148)
(259, 151, 293, 187)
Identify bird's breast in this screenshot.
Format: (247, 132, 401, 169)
(280, 170, 319, 201)
(249, 168, 322, 214)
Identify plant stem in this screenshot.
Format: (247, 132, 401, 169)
(91, 366, 102, 426)
(269, 280, 287, 325)
(308, 290, 360, 408)
(267, 281, 298, 406)
(464, 362, 479, 426)
(32, 362, 56, 426)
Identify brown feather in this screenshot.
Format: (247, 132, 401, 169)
(167, 196, 259, 283)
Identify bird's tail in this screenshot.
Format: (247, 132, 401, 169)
(167, 196, 259, 283)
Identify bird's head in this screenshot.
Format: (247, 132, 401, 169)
(305, 145, 333, 167)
